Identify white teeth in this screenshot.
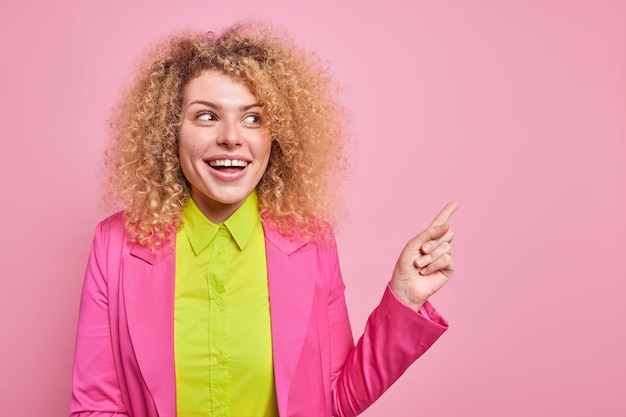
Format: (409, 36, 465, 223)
(208, 159, 249, 168)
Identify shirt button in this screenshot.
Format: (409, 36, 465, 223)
(216, 297, 223, 305)
(217, 248, 224, 255)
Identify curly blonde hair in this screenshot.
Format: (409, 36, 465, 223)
(104, 21, 347, 249)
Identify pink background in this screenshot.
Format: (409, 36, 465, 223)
(1, 1, 625, 416)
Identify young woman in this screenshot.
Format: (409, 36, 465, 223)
(70, 21, 458, 417)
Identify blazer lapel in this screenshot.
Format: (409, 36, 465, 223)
(123, 243, 177, 417)
(263, 225, 317, 416)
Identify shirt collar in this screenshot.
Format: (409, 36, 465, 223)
(181, 191, 261, 255)
(223, 191, 261, 250)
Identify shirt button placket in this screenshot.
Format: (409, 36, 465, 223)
(210, 226, 230, 416)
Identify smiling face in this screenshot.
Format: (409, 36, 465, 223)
(178, 70, 272, 223)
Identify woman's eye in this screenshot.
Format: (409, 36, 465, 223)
(196, 111, 215, 122)
(243, 114, 262, 125)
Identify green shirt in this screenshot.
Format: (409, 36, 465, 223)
(174, 192, 278, 417)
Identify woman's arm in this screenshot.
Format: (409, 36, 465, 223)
(329, 285, 448, 417)
(69, 221, 129, 417)
(329, 202, 458, 417)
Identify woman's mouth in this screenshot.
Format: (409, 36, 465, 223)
(207, 159, 249, 172)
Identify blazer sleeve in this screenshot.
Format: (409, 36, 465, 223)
(326, 239, 449, 417)
(69, 219, 130, 417)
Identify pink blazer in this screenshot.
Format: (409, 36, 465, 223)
(70, 213, 448, 417)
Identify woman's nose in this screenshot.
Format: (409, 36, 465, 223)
(217, 120, 242, 147)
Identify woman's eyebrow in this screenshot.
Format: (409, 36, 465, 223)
(187, 100, 219, 108)
(186, 100, 262, 111)
(242, 103, 263, 111)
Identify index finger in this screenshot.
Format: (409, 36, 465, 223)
(430, 201, 460, 226)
